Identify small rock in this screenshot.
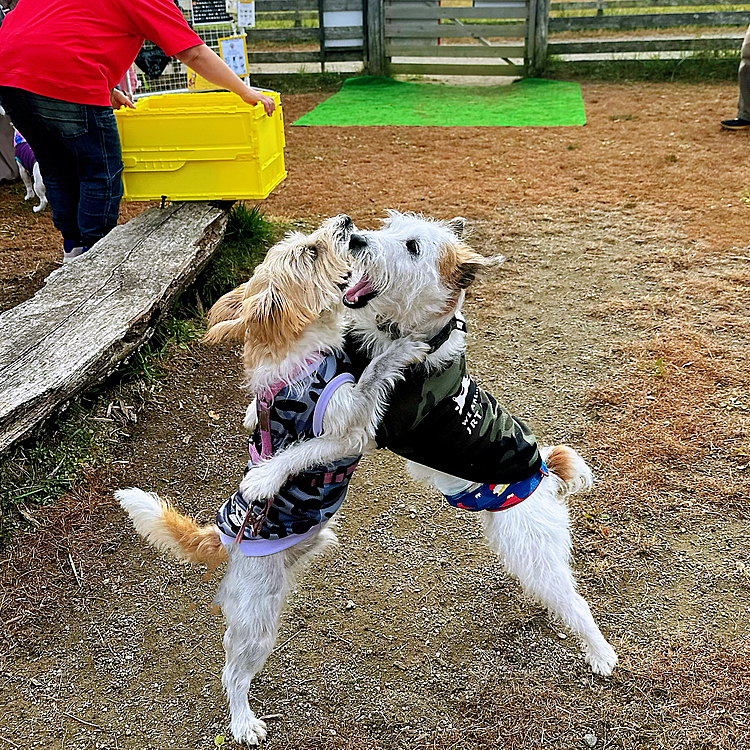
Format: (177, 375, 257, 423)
(345, 600, 356, 610)
(583, 733, 597, 747)
(557, 632, 568, 640)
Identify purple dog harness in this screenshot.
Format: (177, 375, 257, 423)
(216, 349, 361, 556)
(14, 131, 35, 176)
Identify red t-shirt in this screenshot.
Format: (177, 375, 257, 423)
(0, 0, 203, 106)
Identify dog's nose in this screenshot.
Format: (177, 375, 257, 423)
(349, 233, 367, 253)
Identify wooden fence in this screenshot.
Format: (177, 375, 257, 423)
(384, 0, 528, 77)
(374, 0, 749, 78)
(546, 0, 750, 64)
(244, 0, 366, 69)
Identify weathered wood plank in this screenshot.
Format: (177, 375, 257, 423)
(548, 35, 744, 53)
(386, 22, 527, 37)
(388, 61, 525, 75)
(255, 0, 362, 11)
(550, 0, 746, 9)
(386, 6, 527, 20)
(549, 10, 750, 31)
(367, 0, 388, 75)
(246, 25, 362, 40)
(387, 43, 525, 56)
(247, 49, 363, 63)
(0, 202, 230, 454)
(531, 0, 550, 76)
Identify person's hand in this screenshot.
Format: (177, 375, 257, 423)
(110, 88, 135, 110)
(240, 87, 275, 116)
(258, 94, 276, 117)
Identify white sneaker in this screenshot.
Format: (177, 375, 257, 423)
(62, 245, 87, 263)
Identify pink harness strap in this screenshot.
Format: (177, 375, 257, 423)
(238, 355, 322, 542)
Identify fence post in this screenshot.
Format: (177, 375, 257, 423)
(528, 0, 550, 77)
(365, 0, 386, 76)
(317, 0, 327, 73)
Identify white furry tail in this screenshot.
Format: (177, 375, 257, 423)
(541, 445, 594, 496)
(115, 488, 227, 569)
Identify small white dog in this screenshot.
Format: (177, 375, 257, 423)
(14, 130, 47, 213)
(343, 211, 618, 676)
(0, 104, 46, 212)
(116, 215, 427, 746)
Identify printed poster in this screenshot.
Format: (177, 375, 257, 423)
(218, 35, 249, 78)
(238, 1, 255, 29)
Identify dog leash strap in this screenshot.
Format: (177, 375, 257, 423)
(257, 392, 273, 461)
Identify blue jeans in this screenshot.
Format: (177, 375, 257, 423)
(739, 24, 750, 120)
(0, 86, 123, 247)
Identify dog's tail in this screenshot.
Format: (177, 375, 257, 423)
(542, 445, 594, 496)
(116, 488, 227, 568)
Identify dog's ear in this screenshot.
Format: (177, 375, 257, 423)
(203, 283, 248, 343)
(446, 217, 466, 238)
(383, 209, 403, 228)
(243, 274, 318, 357)
(440, 241, 489, 291)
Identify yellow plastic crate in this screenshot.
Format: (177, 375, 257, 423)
(114, 90, 285, 202)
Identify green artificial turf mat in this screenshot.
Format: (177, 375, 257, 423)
(293, 76, 586, 127)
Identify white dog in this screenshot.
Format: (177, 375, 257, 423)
(116, 215, 427, 746)
(0, 104, 46, 212)
(14, 130, 47, 213)
(343, 211, 618, 676)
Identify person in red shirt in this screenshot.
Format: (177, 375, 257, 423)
(0, 0, 275, 262)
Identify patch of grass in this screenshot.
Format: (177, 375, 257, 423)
(546, 49, 739, 82)
(196, 203, 275, 307)
(252, 72, 352, 94)
(0, 401, 102, 544)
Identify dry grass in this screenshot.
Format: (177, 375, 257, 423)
(585, 239, 750, 514)
(0, 470, 116, 640)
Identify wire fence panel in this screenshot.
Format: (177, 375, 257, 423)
(128, 0, 365, 97)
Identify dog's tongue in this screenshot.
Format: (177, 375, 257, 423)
(344, 274, 374, 304)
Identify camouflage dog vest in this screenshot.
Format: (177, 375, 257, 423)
(346, 322, 544, 509)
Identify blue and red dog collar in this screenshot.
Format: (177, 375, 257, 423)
(444, 460, 548, 512)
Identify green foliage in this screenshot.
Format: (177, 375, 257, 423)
(545, 49, 739, 82)
(196, 203, 275, 307)
(0, 401, 100, 543)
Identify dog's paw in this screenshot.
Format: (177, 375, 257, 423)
(585, 642, 618, 676)
(33, 204, 44, 213)
(239, 467, 279, 503)
(243, 401, 258, 433)
(388, 335, 431, 367)
(231, 713, 267, 746)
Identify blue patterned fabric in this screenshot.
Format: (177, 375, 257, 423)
(444, 461, 548, 512)
(216, 349, 360, 543)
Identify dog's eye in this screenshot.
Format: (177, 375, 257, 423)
(405, 239, 420, 256)
(307, 244, 319, 260)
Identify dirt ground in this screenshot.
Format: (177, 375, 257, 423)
(1, 81, 749, 750)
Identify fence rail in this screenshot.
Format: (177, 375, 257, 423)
(549, 10, 750, 31)
(550, 0, 750, 9)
